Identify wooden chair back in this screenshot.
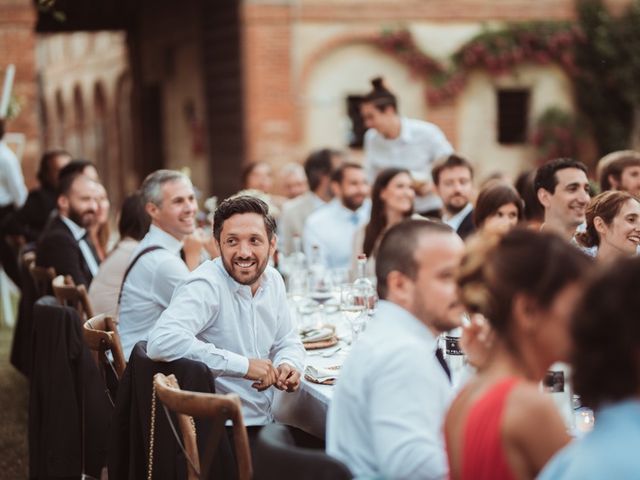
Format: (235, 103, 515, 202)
(52, 275, 95, 320)
(29, 263, 56, 298)
(83, 314, 126, 381)
(153, 373, 252, 480)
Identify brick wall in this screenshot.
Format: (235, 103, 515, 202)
(0, 0, 39, 188)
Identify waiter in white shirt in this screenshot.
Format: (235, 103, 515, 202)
(361, 77, 453, 217)
(118, 169, 197, 358)
(148, 195, 304, 432)
(327, 219, 465, 479)
(0, 118, 27, 286)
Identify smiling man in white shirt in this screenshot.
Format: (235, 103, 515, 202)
(147, 195, 304, 427)
(118, 169, 197, 358)
(327, 219, 465, 480)
(433, 154, 476, 240)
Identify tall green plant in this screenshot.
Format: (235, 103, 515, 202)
(574, 0, 633, 155)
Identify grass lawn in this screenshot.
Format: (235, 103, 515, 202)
(0, 326, 29, 478)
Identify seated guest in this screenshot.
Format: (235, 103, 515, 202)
(353, 167, 416, 275)
(433, 154, 476, 240)
(36, 171, 101, 287)
(539, 257, 640, 479)
(327, 219, 465, 479)
(118, 170, 197, 358)
(2, 149, 71, 242)
(278, 148, 342, 255)
(597, 149, 640, 196)
(89, 193, 150, 316)
(575, 190, 640, 262)
(534, 158, 591, 241)
(473, 182, 523, 236)
(242, 161, 274, 194)
(148, 196, 304, 428)
(445, 229, 591, 480)
(278, 162, 308, 200)
(303, 162, 370, 269)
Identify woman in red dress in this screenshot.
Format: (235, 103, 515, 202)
(444, 229, 592, 480)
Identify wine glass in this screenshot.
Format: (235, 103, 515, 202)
(340, 284, 367, 344)
(309, 267, 334, 325)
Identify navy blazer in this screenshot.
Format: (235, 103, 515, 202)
(36, 215, 96, 287)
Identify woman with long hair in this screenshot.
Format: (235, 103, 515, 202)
(353, 167, 415, 274)
(445, 229, 592, 480)
(539, 257, 640, 478)
(473, 182, 524, 236)
(575, 190, 640, 262)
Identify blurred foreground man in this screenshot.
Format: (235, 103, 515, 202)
(327, 219, 465, 479)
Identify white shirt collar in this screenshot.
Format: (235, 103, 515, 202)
(398, 117, 413, 142)
(146, 224, 184, 255)
(60, 215, 87, 241)
(375, 300, 438, 350)
(442, 202, 473, 232)
(311, 192, 326, 209)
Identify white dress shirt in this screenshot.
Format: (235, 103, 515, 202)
(118, 224, 189, 358)
(59, 215, 100, 277)
(278, 191, 326, 255)
(303, 198, 371, 270)
(442, 202, 473, 232)
(327, 300, 452, 480)
(364, 117, 453, 212)
(88, 238, 139, 316)
(0, 141, 27, 208)
(147, 257, 305, 426)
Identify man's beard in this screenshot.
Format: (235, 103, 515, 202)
(221, 254, 269, 287)
(68, 205, 96, 228)
(445, 195, 469, 215)
(343, 195, 364, 211)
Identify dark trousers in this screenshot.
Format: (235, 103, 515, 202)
(0, 204, 21, 288)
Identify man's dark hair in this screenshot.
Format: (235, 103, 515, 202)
(213, 195, 277, 242)
(597, 150, 640, 192)
(572, 257, 640, 410)
(330, 162, 363, 184)
(58, 159, 98, 184)
(361, 77, 397, 113)
(304, 148, 341, 191)
(376, 219, 453, 300)
(57, 171, 89, 197)
(37, 149, 71, 188)
(514, 169, 545, 223)
(431, 154, 474, 186)
(118, 192, 150, 241)
(533, 158, 588, 195)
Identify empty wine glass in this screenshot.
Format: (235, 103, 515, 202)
(340, 284, 367, 344)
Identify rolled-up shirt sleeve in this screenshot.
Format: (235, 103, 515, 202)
(147, 276, 250, 377)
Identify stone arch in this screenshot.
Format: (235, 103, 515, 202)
(115, 72, 135, 199)
(71, 84, 85, 155)
(54, 89, 66, 149)
(92, 81, 109, 182)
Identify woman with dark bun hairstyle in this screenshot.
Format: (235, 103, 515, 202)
(539, 257, 640, 479)
(444, 229, 592, 480)
(360, 76, 453, 216)
(575, 190, 640, 262)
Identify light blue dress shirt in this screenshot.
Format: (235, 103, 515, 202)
(539, 399, 640, 480)
(327, 300, 452, 480)
(303, 198, 371, 270)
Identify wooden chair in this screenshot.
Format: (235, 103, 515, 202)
(83, 314, 127, 381)
(52, 274, 95, 320)
(29, 262, 56, 298)
(152, 373, 252, 480)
